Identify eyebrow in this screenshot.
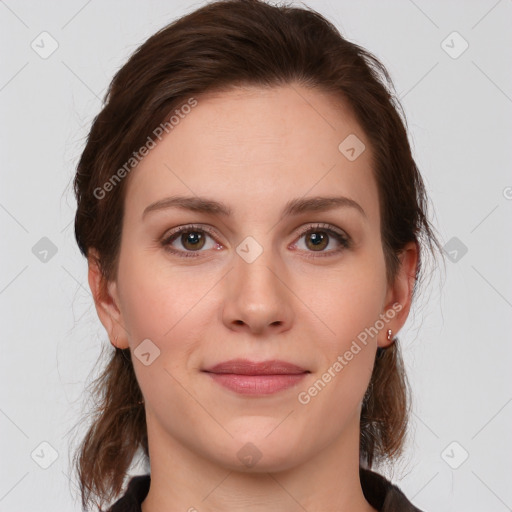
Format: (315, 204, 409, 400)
(142, 194, 367, 221)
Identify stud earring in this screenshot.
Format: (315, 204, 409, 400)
(377, 329, 394, 359)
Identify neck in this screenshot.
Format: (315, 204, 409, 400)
(141, 412, 376, 512)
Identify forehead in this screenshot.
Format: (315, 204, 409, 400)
(123, 84, 380, 227)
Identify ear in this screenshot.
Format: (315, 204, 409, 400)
(379, 241, 419, 349)
(87, 248, 130, 349)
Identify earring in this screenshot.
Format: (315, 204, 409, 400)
(377, 330, 394, 359)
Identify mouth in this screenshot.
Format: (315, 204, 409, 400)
(202, 359, 310, 395)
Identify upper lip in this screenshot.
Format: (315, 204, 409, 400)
(203, 359, 309, 375)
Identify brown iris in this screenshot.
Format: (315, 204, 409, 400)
(181, 231, 206, 251)
(305, 231, 328, 251)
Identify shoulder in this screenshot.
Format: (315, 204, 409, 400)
(360, 467, 425, 511)
(108, 474, 150, 512)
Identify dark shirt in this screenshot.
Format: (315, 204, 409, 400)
(109, 468, 424, 511)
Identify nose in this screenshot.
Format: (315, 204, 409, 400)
(222, 243, 294, 336)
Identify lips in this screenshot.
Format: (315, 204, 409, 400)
(202, 359, 309, 395)
(203, 359, 309, 375)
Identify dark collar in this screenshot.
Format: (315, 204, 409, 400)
(359, 467, 424, 511)
(109, 468, 424, 511)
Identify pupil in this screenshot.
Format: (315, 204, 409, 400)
(310, 232, 323, 245)
(185, 232, 202, 246)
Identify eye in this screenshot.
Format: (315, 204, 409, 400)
(160, 222, 351, 259)
(161, 224, 221, 258)
(293, 223, 350, 258)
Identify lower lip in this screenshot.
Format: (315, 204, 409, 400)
(205, 373, 308, 395)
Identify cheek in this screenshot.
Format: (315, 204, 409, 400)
(117, 247, 212, 342)
(302, 256, 387, 355)
(116, 253, 208, 405)
(294, 263, 384, 428)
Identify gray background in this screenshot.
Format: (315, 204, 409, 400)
(1, 0, 511, 510)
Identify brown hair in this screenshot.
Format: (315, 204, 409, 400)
(72, 0, 442, 509)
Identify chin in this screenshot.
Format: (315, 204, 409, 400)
(210, 430, 307, 474)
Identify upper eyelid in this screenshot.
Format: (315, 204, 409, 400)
(295, 223, 347, 237)
(163, 222, 348, 245)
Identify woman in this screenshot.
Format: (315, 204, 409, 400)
(73, 0, 442, 510)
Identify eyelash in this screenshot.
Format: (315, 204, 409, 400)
(160, 223, 351, 259)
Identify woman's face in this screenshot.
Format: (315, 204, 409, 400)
(94, 84, 413, 472)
